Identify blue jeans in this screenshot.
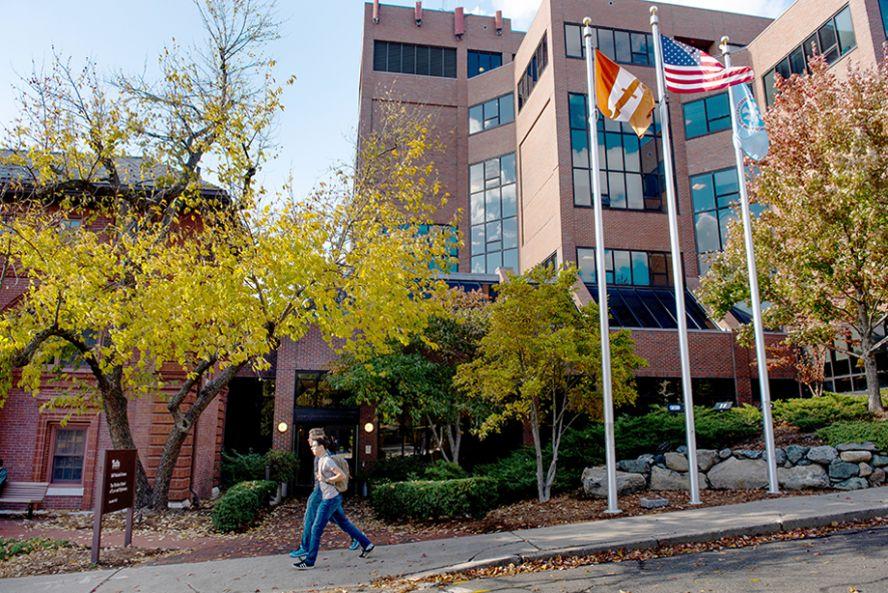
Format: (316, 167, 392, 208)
(299, 486, 352, 550)
(305, 494, 371, 566)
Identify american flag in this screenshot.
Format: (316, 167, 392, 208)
(661, 36, 754, 94)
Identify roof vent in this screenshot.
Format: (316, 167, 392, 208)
(454, 6, 465, 38)
(495, 10, 503, 35)
(372, 0, 380, 24)
(415, 1, 422, 26)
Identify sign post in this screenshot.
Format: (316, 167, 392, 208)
(91, 449, 137, 564)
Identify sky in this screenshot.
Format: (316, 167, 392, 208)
(0, 0, 794, 200)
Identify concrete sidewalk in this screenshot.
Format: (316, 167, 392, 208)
(2, 487, 886, 593)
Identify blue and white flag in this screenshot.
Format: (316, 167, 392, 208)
(729, 83, 768, 161)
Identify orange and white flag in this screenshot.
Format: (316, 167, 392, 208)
(594, 49, 655, 138)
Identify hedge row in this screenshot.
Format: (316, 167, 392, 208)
(816, 421, 888, 451)
(370, 477, 497, 522)
(211, 480, 278, 533)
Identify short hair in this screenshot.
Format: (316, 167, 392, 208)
(308, 427, 326, 440)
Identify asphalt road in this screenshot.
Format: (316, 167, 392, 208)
(432, 526, 888, 593)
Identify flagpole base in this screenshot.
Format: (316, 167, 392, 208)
(604, 508, 623, 515)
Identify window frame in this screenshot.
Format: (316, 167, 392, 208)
(691, 167, 741, 274)
(468, 93, 515, 135)
(469, 153, 518, 274)
(568, 92, 665, 212)
(373, 40, 458, 79)
(517, 34, 549, 111)
(467, 49, 504, 78)
(564, 22, 654, 67)
(682, 92, 733, 139)
(761, 4, 856, 106)
(49, 426, 87, 484)
(576, 247, 673, 287)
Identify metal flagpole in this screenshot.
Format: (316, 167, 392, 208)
(582, 17, 620, 514)
(719, 37, 780, 494)
(649, 6, 701, 504)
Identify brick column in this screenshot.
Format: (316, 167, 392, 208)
(272, 338, 298, 451)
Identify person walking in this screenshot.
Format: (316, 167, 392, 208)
(289, 428, 358, 559)
(292, 436, 374, 569)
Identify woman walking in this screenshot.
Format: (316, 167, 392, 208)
(292, 436, 374, 570)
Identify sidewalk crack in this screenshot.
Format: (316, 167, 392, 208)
(88, 567, 124, 593)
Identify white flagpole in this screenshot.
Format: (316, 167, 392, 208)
(649, 6, 701, 504)
(582, 17, 620, 514)
(719, 37, 780, 494)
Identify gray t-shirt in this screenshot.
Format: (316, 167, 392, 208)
(317, 455, 339, 500)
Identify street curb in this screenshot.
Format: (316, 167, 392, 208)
(405, 502, 888, 582)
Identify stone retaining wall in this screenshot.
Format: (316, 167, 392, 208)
(582, 442, 887, 497)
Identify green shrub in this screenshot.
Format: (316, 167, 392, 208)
(367, 454, 429, 485)
(816, 421, 888, 451)
(370, 477, 497, 521)
(220, 450, 266, 487)
(0, 537, 68, 561)
(773, 393, 871, 431)
(212, 480, 277, 533)
(422, 460, 468, 481)
(265, 449, 299, 483)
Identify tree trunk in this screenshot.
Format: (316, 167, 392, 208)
(101, 375, 153, 507)
(151, 363, 245, 510)
(529, 406, 548, 502)
(859, 310, 885, 415)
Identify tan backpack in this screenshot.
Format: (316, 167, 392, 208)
(330, 454, 350, 493)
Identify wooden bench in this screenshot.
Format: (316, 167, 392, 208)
(0, 482, 50, 518)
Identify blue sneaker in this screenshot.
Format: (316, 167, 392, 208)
(289, 547, 307, 559)
(348, 539, 360, 551)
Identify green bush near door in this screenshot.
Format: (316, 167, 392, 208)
(370, 477, 497, 521)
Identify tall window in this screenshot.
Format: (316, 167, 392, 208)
(682, 92, 731, 139)
(577, 248, 672, 286)
(568, 93, 664, 211)
(517, 34, 548, 110)
(470, 153, 518, 274)
(417, 224, 459, 273)
(762, 5, 856, 105)
(467, 50, 503, 78)
(51, 428, 86, 482)
(373, 40, 457, 78)
(881, 0, 888, 38)
(469, 94, 515, 134)
(564, 23, 654, 66)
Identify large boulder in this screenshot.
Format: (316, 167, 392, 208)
(582, 467, 646, 498)
(871, 454, 888, 468)
(650, 466, 707, 491)
(869, 468, 886, 486)
(807, 446, 838, 465)
(664, 452, 689, 472)
(834, 477, 869, 491)
(839, 450, 872, 463)
(763, 448, 787, 466)
(828, 459, 860, 480)
(618, 458, 651, 474)
(697, 450, 719, 472)
(858, 463, 873, 478)
(777, 464, 829, 490)
(785, 445, 810, 465)
(708, 456, 769, 490)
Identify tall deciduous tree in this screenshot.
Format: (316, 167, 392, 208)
(455, 266, 645, 502)
(698, 55, 888, 414)
(0, 0, 452, 508)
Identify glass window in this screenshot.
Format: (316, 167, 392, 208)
(881, 0, 888, 38)
(568, 93, 663, 211)
(468, 93, 515, 135)
(683, 100, 707, 139)
(565, 23, 653, 66)
(614, 30, 632, 63)
(565, 23, 583, 58)
(518, 35, 548, 110)
(834, 6, 856, 54)
(468, 50, 503, 78)
(818, 19, 839, 63)
(788, 46, 806, 75)
(577, 248, 672, 287)
(52, 428, 86, 482)
(470, 153, 518, 273)
(691, 168, 748, 272)
(374, 41, 456, 78)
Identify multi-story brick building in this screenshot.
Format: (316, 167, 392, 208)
(3, 0, 886, 508)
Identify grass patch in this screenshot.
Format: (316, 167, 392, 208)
(0, 537, 70, 562)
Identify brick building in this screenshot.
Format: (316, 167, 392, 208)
(3, 0, 887, 508)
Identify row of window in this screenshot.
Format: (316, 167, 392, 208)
(373, 40, 457, 78)
(577, 248, 673, 287)
(469, 93, 515, 135)
(517, 34, 548, 110)
(568, 93, 665, 212)
(564, 23, 655, 67)
(467, 49, 503, 78)
(763, 5, 856, 105)
(469, 153, 518, 274)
